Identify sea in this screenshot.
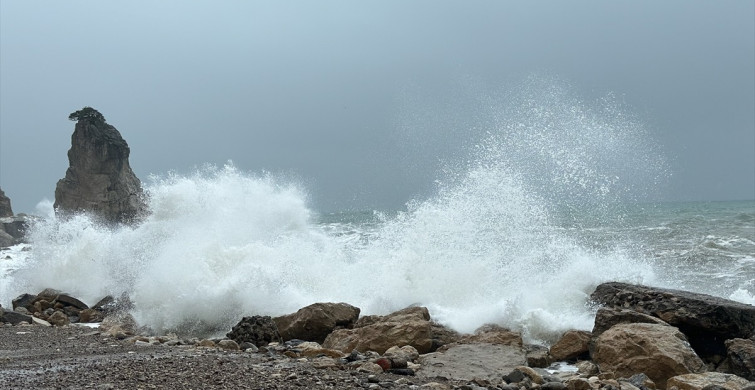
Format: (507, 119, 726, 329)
(1, 80, 753, 344)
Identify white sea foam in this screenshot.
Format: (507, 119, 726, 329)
(729, 288, 755, 305)
(2, 78, 678, 343)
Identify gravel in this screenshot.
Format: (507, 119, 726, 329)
(0, 324, 453, 390)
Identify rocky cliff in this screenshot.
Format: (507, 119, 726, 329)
(0, 187, 13, 218)
(54, 108, 145, 224)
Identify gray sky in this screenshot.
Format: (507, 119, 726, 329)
(1, 1, 753, 214)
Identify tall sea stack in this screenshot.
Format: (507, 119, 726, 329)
(54, 107, 145, 224)
(0, 187, 13, 218)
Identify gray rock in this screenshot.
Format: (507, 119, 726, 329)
(0, 187, 12, 217)
(1, 309, 32, 325)
(0, 216, 28, 244)
(226, 315, 282, 347)
(12, 293, 37, 312)
(418, 342, 526, 382)
(0, 229, 14, 247)
(54, 108, 146, 224)
(55, 293, 89, 310)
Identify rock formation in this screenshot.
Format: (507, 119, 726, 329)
(0, 187, 12, 217)
(590, 282, 755, 359)
(54, 107, 145, 224)
(592, 322, 705, 389)
(273, 302, 360, 344)
(0, 187, 27, 246)
(322, 306, 457, 355)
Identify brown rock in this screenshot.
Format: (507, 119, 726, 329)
(197, 339, 216, 348)
(525, 344, 551, 368)
(593, 323, 705, 389)
(273, 302, 360, 344)
(216, 339, 239, 350)
(549, 330, 591, 361)
(592, 307, 670, 338)
(322, 306, 437, 354)
(666, 372, 753, 390)
(78, 309, 104, 323)
(460, 323, 523, 347)
(384, 345, 420, 363)
(725, 338, 755, 381)
(47, 311, 70, 327)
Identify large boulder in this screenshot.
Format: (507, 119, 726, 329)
(54, 107, 146, 224)
(591, 282, 755, 358)
(666, 372, 754, 390)
(549, 330, 591, 362)
(593, 323, 705, 389)
(226, 315, 282, 347)
(273, 302, 360, 344)
(724, 338, 755, 381)
(0, 187, 12, 217)
(417, 343, 527, 382)
(0, 308, 32, 325)
(591, 307, 670, 338)
(322, 306, 453, 354)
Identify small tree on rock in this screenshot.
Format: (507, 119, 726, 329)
(68, 106, 106, 124)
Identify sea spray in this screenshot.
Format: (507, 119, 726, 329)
(5, 78, 675, 343)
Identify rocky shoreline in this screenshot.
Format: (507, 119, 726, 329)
(1, 282, 754, 390)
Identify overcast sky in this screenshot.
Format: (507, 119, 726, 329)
(1, 1, 753, 214)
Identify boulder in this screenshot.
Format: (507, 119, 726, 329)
(549, 330, 591, 362)
(54, 108, 146, 224)
(525, 344, 551, 368)
(593, 322, 705, 389)
(1, 309, 32, 325)
(273, 302, 360, 344)
(55, 293, 89, 311)
(100, 312, 138, 335)
(384, 345, 420, 368)
(0, 229, 13, 247)
(591, 282, 755, 359)
(322, 306, 445, 354)
(0, 187, 12, 217)
(226, 315, 282, 347)
(417, 342, 526, 382)
(36, 288, 62, 302)
(92, 294, 133, 315)
(47, 311, 70, 326)
(78, 308, 104, 323)
(0, 216, 27, 243)
(724, 338, 755, 381)
(459, 324, 523, 347)
(666, 372, 753, 390)
(591, 307, 670, 338)
(216, 339, 240, 351)
(12, 293, 37, 312)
